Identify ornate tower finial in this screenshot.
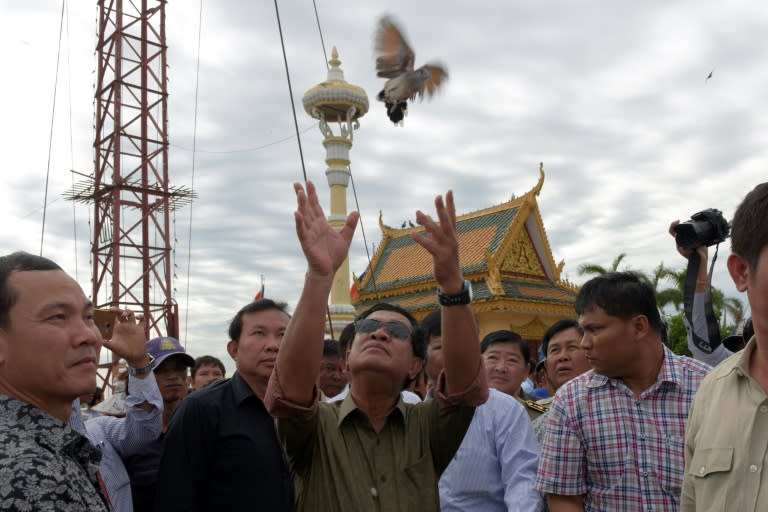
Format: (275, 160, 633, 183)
(302, 47, 369, 336)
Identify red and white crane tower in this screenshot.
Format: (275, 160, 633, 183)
(68, 0, 193, 342)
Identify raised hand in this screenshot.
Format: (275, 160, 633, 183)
(101, 307, 150, 369)
(293, 180, 359, 277)
(411, 190, 464, 294)
(669, 220, 708, 261)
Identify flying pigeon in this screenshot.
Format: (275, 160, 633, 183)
(374, 15, 448, 125)
(706, 70, 713, 82)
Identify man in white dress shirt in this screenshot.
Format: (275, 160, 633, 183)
(422, 310, 543, 512)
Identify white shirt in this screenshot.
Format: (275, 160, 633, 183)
(326, 383, 422, 404)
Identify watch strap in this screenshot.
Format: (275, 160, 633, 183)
(128, 354, 156, 377)
(437, 279, 472, 306)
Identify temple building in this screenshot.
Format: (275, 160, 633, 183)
(351, 166, 578, 358)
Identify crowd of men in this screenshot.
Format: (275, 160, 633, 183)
(0, 180, 765, 511)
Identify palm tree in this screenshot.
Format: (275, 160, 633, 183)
(636, 262, 681, 310)
(722, 296, 745, 330)
(577, 253, 627, 277)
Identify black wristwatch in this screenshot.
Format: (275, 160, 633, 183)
(437, 279, 473, 306)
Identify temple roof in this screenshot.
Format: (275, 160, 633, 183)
(353, 165, 578, 314)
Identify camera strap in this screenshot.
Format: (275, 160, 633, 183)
(682, 248, 722, 353)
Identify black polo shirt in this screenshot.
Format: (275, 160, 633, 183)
(155, 372, 294, 511)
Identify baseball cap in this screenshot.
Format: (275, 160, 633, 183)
(146, 336, 195, 368)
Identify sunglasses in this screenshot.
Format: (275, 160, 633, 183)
(354, 318, 412, 340)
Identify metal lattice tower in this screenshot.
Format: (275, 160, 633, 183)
(67, 0, 193, 340)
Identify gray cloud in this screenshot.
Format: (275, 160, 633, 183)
(2, 0, 762, 373)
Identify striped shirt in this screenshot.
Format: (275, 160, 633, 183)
(70, 373, 163, 512)
(535, 346, 710, 512)
(439, 389, 543, 511)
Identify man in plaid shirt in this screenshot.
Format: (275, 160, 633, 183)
(535, 272, 710, 512)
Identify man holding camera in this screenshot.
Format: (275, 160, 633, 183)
(670, 208, 736, 367)
(682, 182, 768, 512)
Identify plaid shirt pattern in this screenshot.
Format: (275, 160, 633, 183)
(535, 347, 710, 512)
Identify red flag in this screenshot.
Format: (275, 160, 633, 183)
(254, 275, 265, 301)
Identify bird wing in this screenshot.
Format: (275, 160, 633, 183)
(414, 64, 449, 99)
(374, 16, 415, 78)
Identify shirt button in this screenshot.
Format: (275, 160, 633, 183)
(750, 465, 758, 473)
(380, 475, 387, 483)
(760, 405, 768, 413)
(642, 471, 649, 478)
(370, 487, 378, 497)
(699, 466, 706, 475)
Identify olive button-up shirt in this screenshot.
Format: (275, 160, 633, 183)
(266, 365, 488, 512)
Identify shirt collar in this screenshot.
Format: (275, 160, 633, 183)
(230, 372, 257, 405)
(721, 335, 757, 379)
(336, 391, 406, 428)
(0, 394, 101, 468)
(587, 345, 682, 389)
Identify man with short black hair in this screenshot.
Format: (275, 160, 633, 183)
(317, 338, 347, 399)
(0, 251, 109, 510)
(682, 182, 768, 512)
(481, 329, 546, 420)
(266, 181, 487, 511)
(425, 310, 542, 511)
(535, 272, 710, 512)
(124, 335, 194, 510)
(156, 299, 294, 511)
(190, 355, 226, 390)
(327, 321, 423, 404)
(532, 318, 591, 443)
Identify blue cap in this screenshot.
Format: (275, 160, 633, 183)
(145, 336, 194, 368)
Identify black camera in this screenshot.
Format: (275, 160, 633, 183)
(674, 208, 730, 251)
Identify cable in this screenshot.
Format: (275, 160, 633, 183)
(309, 0, 379, 302)
(40, 0, 66, 256)
(183, 0, 204, 346)
(273, 0, 308, 182)
(64, 0, 79, 281)
(349, 166, 379, 296)
(169, 124, 314, 154)
(312, 0, 329, 69)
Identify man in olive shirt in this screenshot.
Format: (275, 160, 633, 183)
(265, 181, 488, 511)
(682, 182, 768, 512)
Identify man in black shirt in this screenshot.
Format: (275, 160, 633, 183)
(155, 299, 294, 511)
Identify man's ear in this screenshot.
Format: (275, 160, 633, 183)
(226, 340, 238, 361)
(408, 356, 423, 380)
(629, 314, 651, 340)
(727, 253, 750, 292)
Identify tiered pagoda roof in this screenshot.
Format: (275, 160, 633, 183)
(352, 166, 578, 318)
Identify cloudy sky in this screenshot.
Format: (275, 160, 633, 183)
(1, 1, 763, 373)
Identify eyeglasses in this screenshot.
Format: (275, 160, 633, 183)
(354, 318, 412, 340)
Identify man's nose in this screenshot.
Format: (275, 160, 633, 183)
(265, 334, 281, 350)
(74, 317, 100, 347)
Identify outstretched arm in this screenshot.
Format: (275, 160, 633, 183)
(411, 191, 481, 395)
(669, 221, 732, 364)
(272, 181, 359, 406)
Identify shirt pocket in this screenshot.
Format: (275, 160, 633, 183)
(658, 434, 686, 496)
(687, 447, 733, 512)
